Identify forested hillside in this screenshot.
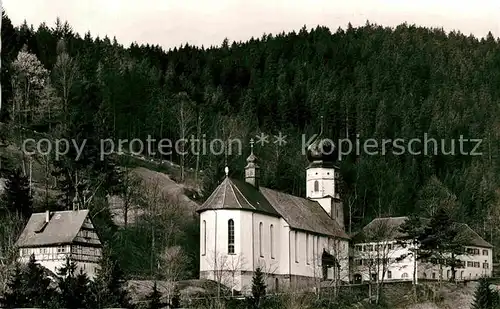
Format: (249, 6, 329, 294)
(2, 9, 500, 263)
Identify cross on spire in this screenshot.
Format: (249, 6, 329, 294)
(250, 138, 254, 154)
(320, 115, 324, 135)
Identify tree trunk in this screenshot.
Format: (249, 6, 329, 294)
(412, 250, 417, 299)
(451, 253, 456, 282)
(195, 114, 201, 187)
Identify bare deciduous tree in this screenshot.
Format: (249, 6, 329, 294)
(117, 168, 142, 227)
(174, 92, 196, 183)
(158, 245, 190, 303)
(0, 211, 25, 294)
(52, 38, 78, 127)
(205, 250, 247, 299)
(352, 220, 402, 304)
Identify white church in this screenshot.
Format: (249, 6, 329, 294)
(197, 128, 350, 293)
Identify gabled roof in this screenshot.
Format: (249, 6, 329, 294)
(353, 217, 409, 242)
(353, 216, 493, 248)
(16, 210, 96, 248)
(197, 177, 280, 216)
(456, 223, 493, 248)
(198, 177, 349, 239)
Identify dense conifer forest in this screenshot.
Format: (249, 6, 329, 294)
(2, 8, 500, 281)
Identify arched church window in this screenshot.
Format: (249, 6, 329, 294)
(202, 220, 206, 256)
(270, 224, 274, 259)
(314, 180, 319, 192)
(228, 219, 235, 254)
(259, 222, 264, 257)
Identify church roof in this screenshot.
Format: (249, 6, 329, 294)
(260, 188, 348, 239)
(198, 177, 349, 239)
(198, 177, 280, 216)
(16, 210, 95, 248)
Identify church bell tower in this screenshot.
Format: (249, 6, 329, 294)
(245, 138, 260, 188)
(305, 117, 344, 230)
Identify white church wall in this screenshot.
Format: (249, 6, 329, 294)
(200, 210, 247, 272)
(200, 209, 269, 291)
(314, 197, 332, 219)
(288, 229, 349, 281)
(250, 212, 282, 274)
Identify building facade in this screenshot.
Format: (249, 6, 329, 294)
(16, 209, 102, 279)
(198, 131, 350, 293)
(351, 217, 493, 284)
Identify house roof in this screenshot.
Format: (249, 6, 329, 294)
(353, 217, 409, 242)
(15, 210, 94, 248)
(456, 223, 493, 248)
(198, 177, 349, 239)
(353, 216, 493, 248)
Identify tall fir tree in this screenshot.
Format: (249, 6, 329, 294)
(55, 256, 94, 308)
(92, 245, 131, 308)
(419, 207, 467, 281)
(1, 263, 26, 308)
(472, 278, 496, 309)
(251, 267, 266, 309)
(22, 254, 56, 308)
(3, 168, 33, 219)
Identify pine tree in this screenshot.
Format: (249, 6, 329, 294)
(1, 263, 26, 308)
(0, 145, 13, 178)
(472, 278, 495, 309)
(4, 168, 32, 219)
(419, 208, 467, 281)
(56, 256, 94, 308)
(23, 254, 56, 308)
(251, 267, 266, 309)
(92, 245, 131, 308)
(145, 281, 163, 309)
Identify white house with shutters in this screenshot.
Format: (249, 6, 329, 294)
(198, 128, 350, 293)
(15, 209, 102, 279)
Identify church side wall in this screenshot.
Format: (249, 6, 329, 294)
(289, 229, 349, 280)
(200, 210, 350, 292)
(250, 212, 282, 272)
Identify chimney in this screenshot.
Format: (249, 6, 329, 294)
(45, 210, 50, 223)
